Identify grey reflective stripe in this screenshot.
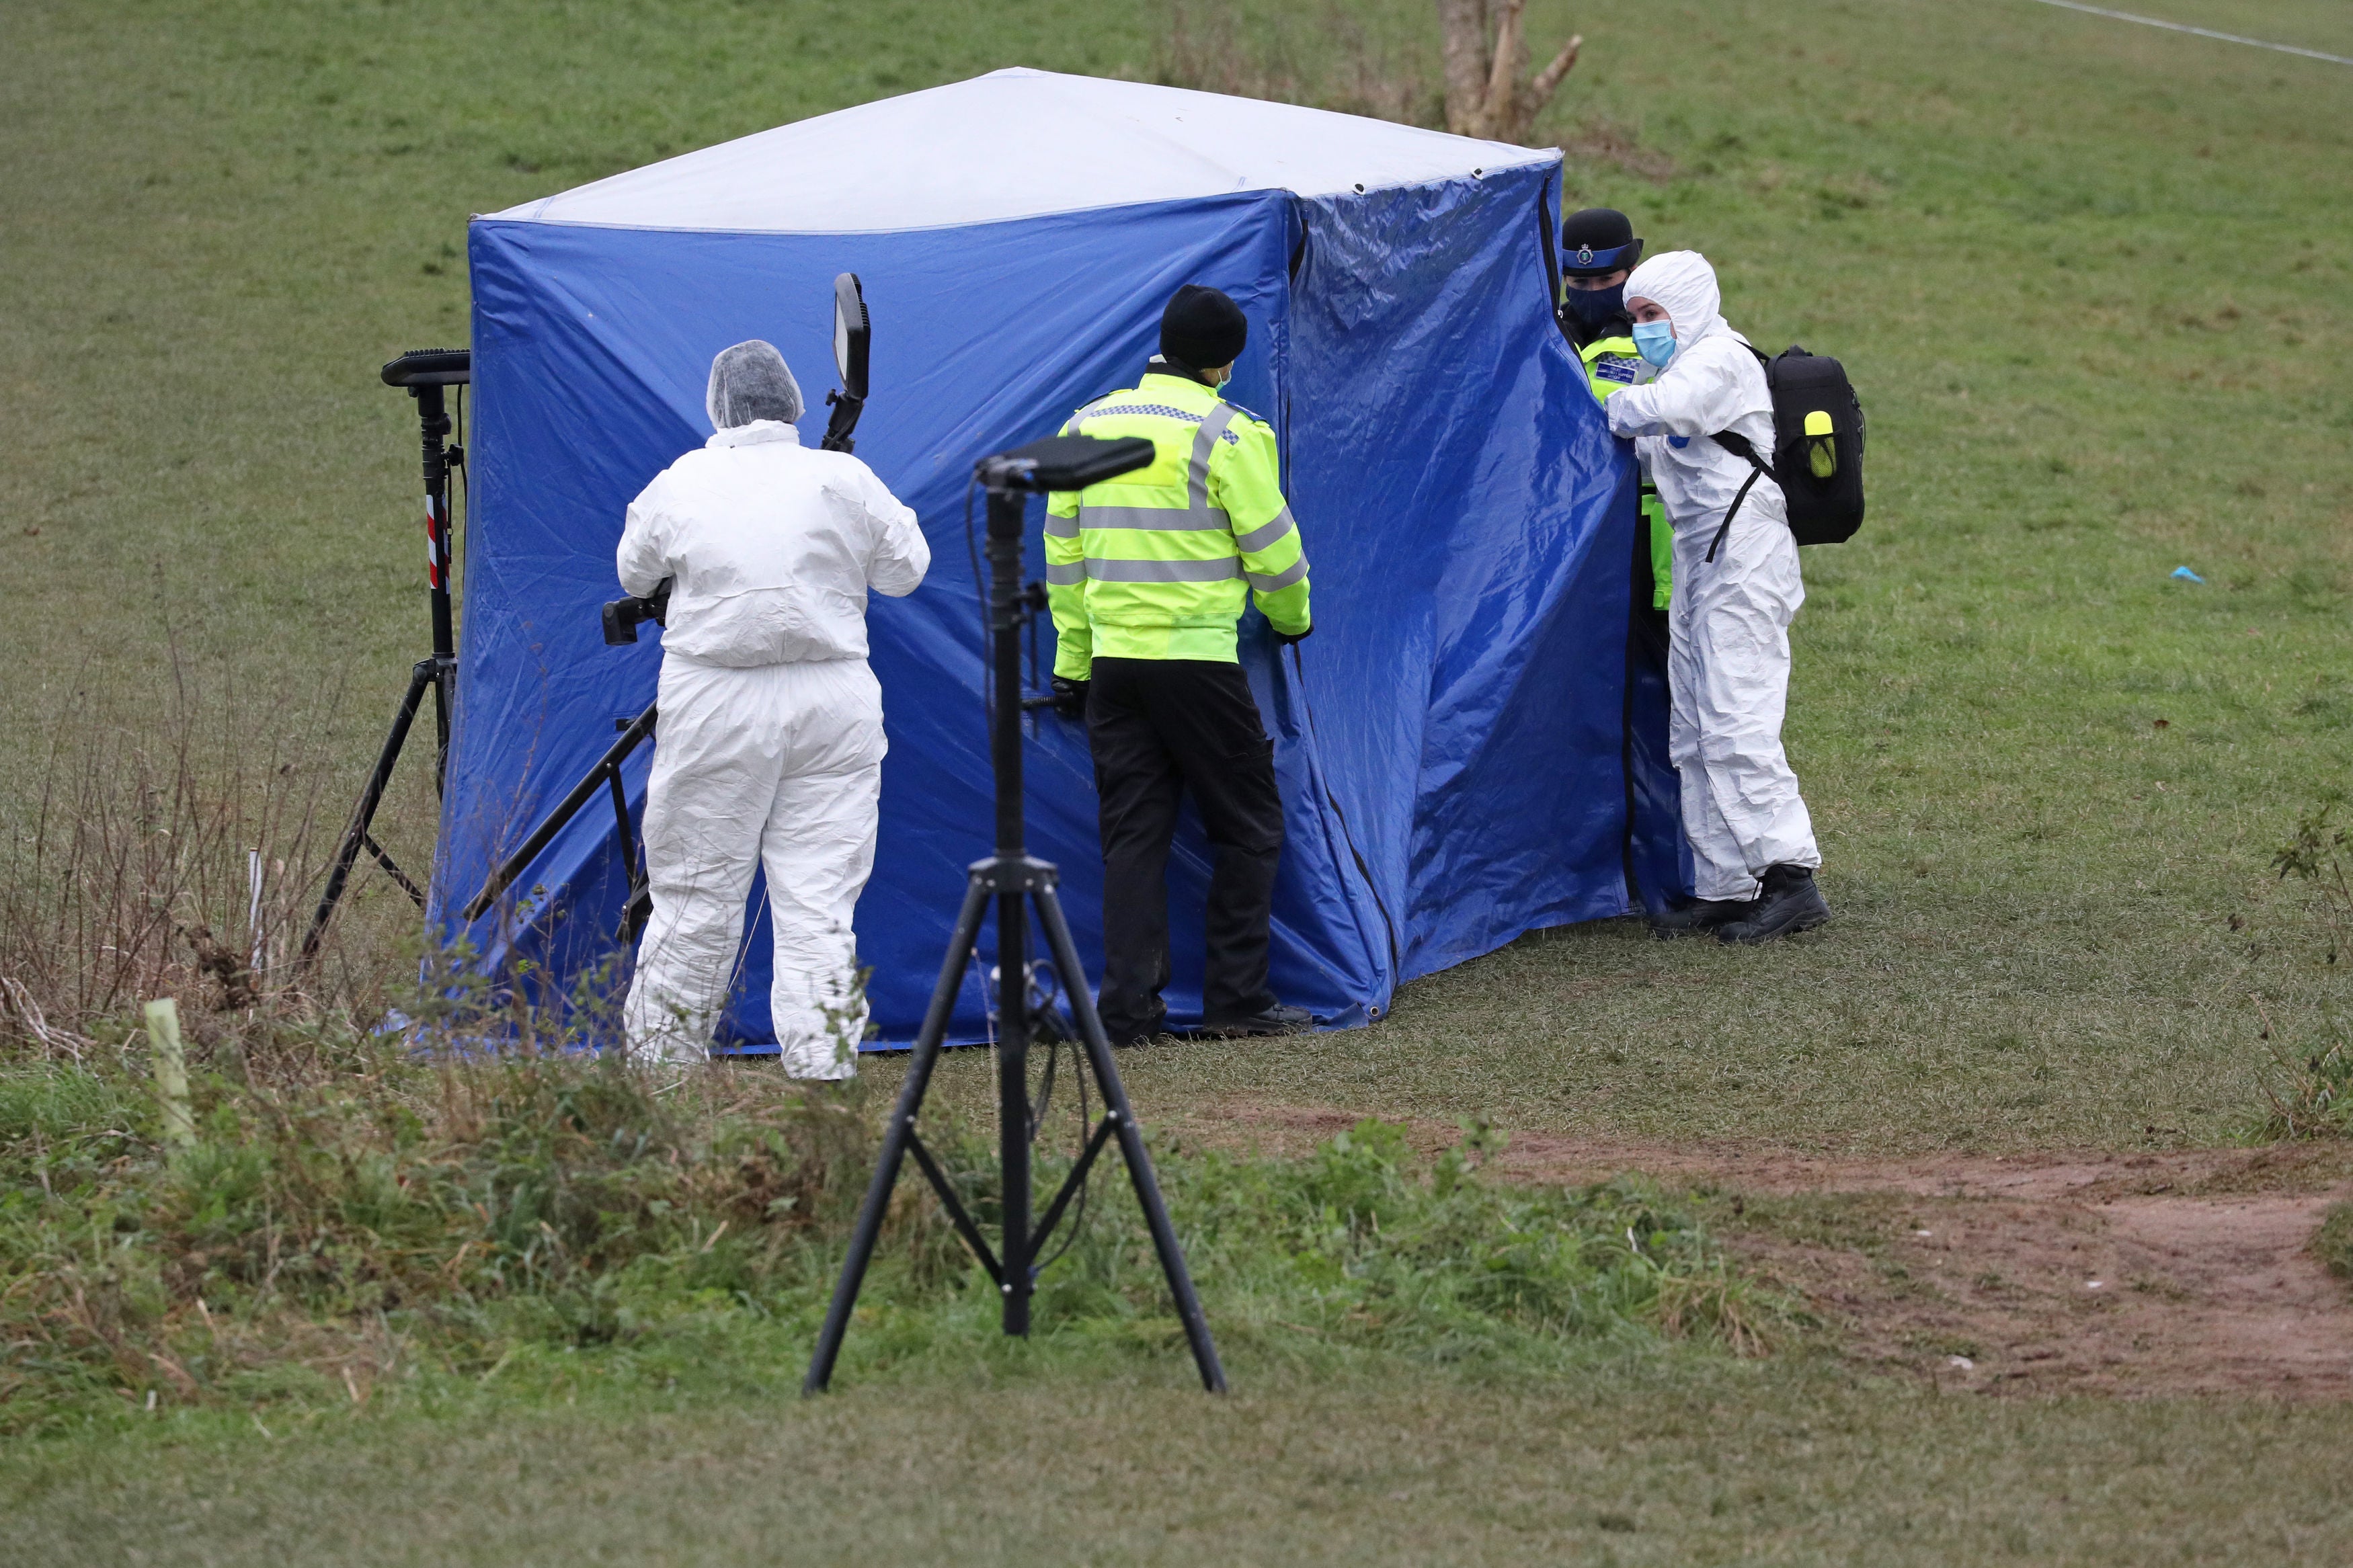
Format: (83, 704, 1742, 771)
(1045, 561, 1086, 585)
(1043, 511, 1081, 538)
(1246, 556, 1310, 593)
(1233, 507, 1296, 554)
(1087, 556, 1242, 583)
(1187, 404, 1238, 515)
(1059, 395, 1119, 434)
(1078, 503, 1230, 532)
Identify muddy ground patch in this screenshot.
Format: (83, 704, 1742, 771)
(1181, 1102, 2353, 1398)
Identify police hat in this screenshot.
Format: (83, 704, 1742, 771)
(1560, 208, 1644, 277)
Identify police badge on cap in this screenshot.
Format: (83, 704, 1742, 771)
(1560, 207, 1644, 278)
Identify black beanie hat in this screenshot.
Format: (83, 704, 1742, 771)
(1160, 284, 1248, 372)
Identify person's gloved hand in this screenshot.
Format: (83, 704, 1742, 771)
(1050, 676, 1090, 721)
(1272, 624, 1313, 647)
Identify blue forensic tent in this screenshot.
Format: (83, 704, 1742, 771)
(437, 68, 1685, 1051)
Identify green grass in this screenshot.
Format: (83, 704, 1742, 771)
(7, 0, 2353, 1559)
(6, 1367, 2353, 1565)
(0, 1043, 1776, 1436)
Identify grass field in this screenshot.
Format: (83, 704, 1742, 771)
(5, 0, 2353, 1561)
(9, 1364, 2353, 1567)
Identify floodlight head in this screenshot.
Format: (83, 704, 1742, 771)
(383, 347, 471, 388)
(977, 435, 1156, 494)
(832, 274, 869, 400)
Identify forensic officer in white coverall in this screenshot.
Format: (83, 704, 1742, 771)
(617, 340, 930, 1072)
(1604, 252, 1829, 944)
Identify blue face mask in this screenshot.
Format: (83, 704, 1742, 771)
(1561, 282, 1625, 328)
(1632, 320, 1677, 368)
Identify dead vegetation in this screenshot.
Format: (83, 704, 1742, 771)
(1556, 111, 1679, 183)
(0, 655, 370, 1055)
(0, 1031, 889, 1430)
(1158, 1, 1441, 126)
(1156, 3, 1675, 188)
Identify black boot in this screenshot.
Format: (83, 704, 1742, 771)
(1648, 897, 1757, 938)
(1103, 1008, 1169, 1048)
(1718, 865, 1829, 944)
(1198, 1002, 1314, 1038)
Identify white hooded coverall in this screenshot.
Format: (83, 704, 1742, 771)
(615, 412, 929, 1074)
(1605, 251, 1821, 901)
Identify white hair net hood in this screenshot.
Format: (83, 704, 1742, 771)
(706, 339, 805, 429)
(1623, 250, 1728, 353)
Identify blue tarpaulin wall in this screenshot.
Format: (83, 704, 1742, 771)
(436, 159, 1681, 1049)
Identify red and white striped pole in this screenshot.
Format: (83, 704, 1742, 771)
(424, 489, 450, 592)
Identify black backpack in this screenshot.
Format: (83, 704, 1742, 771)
(1704, 345, 1866, 561)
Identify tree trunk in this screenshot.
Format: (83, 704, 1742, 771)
(1482, 0, 1528, 140)
(1433, 0, 1582, 144)
(1436, 0, 1492, 137)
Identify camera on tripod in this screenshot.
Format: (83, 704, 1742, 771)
(301, 346, 473, 964)
(602, 578, 670, 645)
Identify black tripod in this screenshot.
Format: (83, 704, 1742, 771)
(301, 349, 471, 964)
(804, 436, 1226, 1395)
(458, 704, 658, 944)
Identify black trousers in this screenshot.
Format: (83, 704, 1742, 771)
(1086, 657, 1283, 1037)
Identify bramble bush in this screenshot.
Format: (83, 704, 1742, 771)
(0, 1030, 1784, 1433)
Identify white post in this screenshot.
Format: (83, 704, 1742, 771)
(247, 848, 267, 979)
(143, 998, 196, 1151)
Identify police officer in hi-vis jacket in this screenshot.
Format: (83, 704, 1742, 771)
(1557, 206, 1671, 612)
(1043, 286, 1314, 1046)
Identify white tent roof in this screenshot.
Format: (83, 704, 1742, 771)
(488, 68, 1556, 235)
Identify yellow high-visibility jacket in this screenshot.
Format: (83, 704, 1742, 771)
(1045, 366, 1310, 678)
(1579, 331, 1673, 611)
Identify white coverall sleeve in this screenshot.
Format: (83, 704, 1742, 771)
(1606, 348, 1753, 441)
(615, 477, 673, 596)
(829, 463, 930, 598)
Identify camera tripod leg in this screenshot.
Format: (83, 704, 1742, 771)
(430, 656, 456, 796)
(1032, 885, 1228, 1394)
(606, 761, 651, 946)
(619, 884, 653, 946)
(803, 876, 992, 1395)
(459, 702, 658, 924)
(301, 659, 435, 966)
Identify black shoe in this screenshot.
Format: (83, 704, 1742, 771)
(1648, 897, 1757, 938)
(1198, 1003, 1315, 1038)
(1718, 865, 1829, 944)
(1103, 1014, 1168, 1048)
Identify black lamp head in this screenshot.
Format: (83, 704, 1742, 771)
(976, 434, 1156, 493)
(382, 347, 471, 387)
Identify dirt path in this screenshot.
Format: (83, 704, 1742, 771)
(1178, 1102, 2353, 1399)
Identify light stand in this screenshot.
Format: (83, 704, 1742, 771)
(301, 348, 470, 964)
(803, 435, 1226, 1395)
